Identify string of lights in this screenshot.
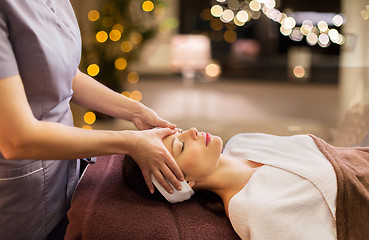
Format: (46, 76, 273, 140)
(210, 0, 346, 48)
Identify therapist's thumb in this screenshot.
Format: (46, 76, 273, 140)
(154, 127, 176, 138)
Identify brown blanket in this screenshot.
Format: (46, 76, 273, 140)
(310, 135, 369, 240)
(65, 154, 239, 240)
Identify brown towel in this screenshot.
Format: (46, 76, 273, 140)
(310, 135, 369, 240)
(65, 154, 239, 240)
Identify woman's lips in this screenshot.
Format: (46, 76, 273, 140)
(205, 133, 211, 146)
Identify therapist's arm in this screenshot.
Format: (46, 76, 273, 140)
(71, 69, 175, 130)
(0, 75, 183, 193)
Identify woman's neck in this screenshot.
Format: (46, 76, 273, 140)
(195, 154, 263, 216)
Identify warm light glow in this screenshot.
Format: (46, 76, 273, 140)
(102, 17, 114, 28)
(300, 25, 311, 36)
(211, 5, 223, 17)
(127, 72, 140, 84)
(121, 41, 133, 52)
(122, 91, 131, 98)
(317, 21, 328, 32)
(236, 10, 249, 23)
(249, 1, 261, 11)
(361, 10, 369, 20)
(205, 63, 221, 77)
(306, 32, 318, 46)
(109, 29, 121, 41)
(318, 33, 330, 47)
(332, 14, 344, 27)
(290, 28, 303, 41)
(210, 19, 224, 31)
(84, 112, 96, 125)
(87, 64, 99, 76)
(228, 0, 240, 10)
(234, 17, 246, 26)
(224, 30, 237, 43)
(142, 1, 154, 12)
(328, 29, 340, 43)
(293, 66, 305, 78)
(115, 58, 127, 70)
(220, 9, 235, 23)
(112, 24, 124, 33)
(131, 90, 143, 101)
(280, 26, 292, 36)
(264, 0, 276, 9)
(96, 31, 108, 43)
(282, 17, 296, 29)
(82, 125, 93, 130)
(130, 32, 143, 45)
(88, 10, 100, 21)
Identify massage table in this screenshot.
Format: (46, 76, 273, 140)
(66, 103, 369, 240)
(65, 154, 240, 239)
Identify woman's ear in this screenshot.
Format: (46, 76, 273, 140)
(186, 180, 195, 188)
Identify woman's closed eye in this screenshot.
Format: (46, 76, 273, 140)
(181, 142, 185, 152)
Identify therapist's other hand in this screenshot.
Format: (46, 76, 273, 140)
(133, 104, 175, 131)
(128, 128, 184, 194)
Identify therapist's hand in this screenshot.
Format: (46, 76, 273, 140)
(128, 128, 184, 194)
(132, 104, 175, 131)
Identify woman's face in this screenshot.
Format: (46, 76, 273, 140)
(162, 128, 223, 181)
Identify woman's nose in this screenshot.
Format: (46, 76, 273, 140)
(189, 128, 198, 139)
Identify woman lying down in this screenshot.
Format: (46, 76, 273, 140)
(123, 128, 369, 240)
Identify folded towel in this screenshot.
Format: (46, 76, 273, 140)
(311, 135, 369, 240)
(151, 174, 194, 203)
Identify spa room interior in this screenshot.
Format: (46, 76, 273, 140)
(65, 0, 369, 239)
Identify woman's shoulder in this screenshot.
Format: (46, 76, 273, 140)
(228, 165, 337, 240)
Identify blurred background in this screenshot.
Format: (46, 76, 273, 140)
(70, 0, 369, 143)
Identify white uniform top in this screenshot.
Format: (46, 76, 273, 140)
(223, 133, 337, 240)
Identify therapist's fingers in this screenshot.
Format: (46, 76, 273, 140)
(141, 168, 155, 194)
(163, 153, 184, 182)
(152, 170, 175, 194)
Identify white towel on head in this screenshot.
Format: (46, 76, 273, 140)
(151, 174, 194, 203)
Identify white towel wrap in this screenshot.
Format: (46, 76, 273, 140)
(151, 174, 194, 203)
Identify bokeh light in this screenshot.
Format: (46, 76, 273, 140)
(122, 91, 131, 98)
(96, 31, 108, 43)
(130, 32, 143, 45)
(332, 14, 344, 26)
(210, 18, 224, 31)
(211, 5, 223, 17)
(142, 1, 154, 12)
(109, 29, 121, 41)
(87, 64, 100, 76)
(205, 63, 221, 78)
(127, 72, 140, 84)
(131, 90, 143, 101)
(361, 10, 369, 20)
(115, 58, 127, 70)
(102, 17, 114, 28)
(88, 10, 100, 21)
(121, 41, 133, 52)
(112, 24, 124, 33)
(224, 30, 237, 43)
(293, 66, 305, 78)
(249, 1, 261, 11)
(220, 9, 235, 23)
(84, 112, 96, 125)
